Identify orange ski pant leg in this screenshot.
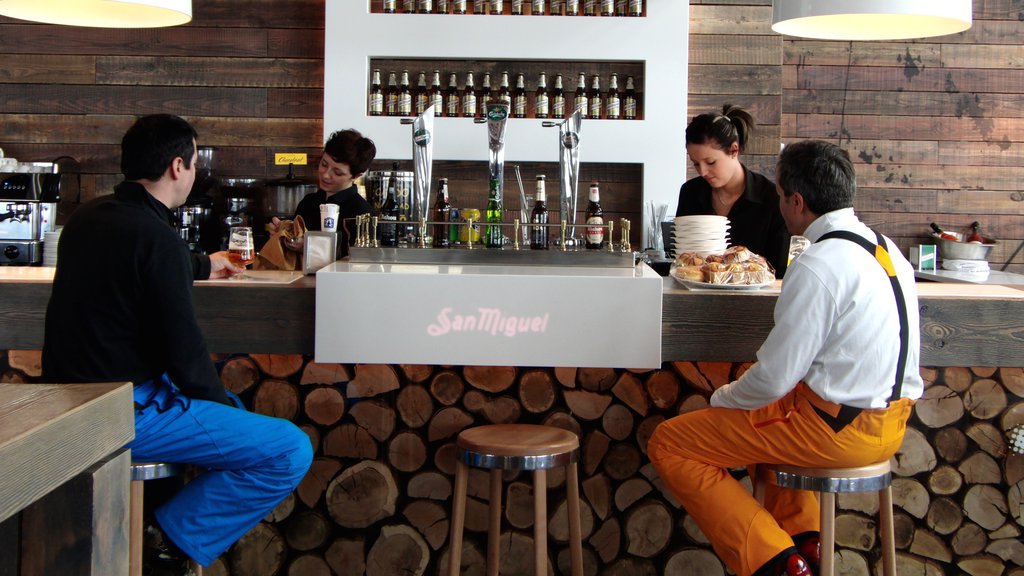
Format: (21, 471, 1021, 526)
(647, 383, 912, 576)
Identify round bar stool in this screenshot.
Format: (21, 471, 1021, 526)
(447, 424, 583, 576)
(129, 462, 203, 576)
(756, 461, 895, 576)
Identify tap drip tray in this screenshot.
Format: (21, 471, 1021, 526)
(348, 245, 636, 268)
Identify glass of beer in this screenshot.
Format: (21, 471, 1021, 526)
(227, 226, 256, 278)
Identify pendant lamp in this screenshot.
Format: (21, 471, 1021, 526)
(771, 0, 972, 40)
(0, 0, 191, 28)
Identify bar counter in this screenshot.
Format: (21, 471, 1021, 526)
(2, 268, 1023, 367)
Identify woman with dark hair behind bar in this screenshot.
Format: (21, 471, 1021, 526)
(269, 128, 376, 258)
(676, 104, 791, 276)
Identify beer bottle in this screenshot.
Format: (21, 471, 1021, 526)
(368, 69, 384, 116)
(383, 0, 396, 13)
(418, 0, 433, 12)
(452, 0, 466, 13)
(552, 73, 566, 118)
(415, 71, 429, 115)
(480, 72, 492, 108)
(550, 0, 564, 15)
(614, 0, 626, 16)
(497, 71, 512, 107)
(532, 0, 546, 15)
(585, 182, 605, 249)
(605, 73, 620, 120)
(583, 0, 597, 16)
(398, 70, 413, 116)
(512, 72, 527, 118)
(567, 0, 580, 15)
(490, 0, 504, 14)
(485, 179, 503, 248)
(432, 178, 452, 248)
(385, 71, 399, 116)
(380, 176, 401, 247)
(403, 0, 415, 13)
(573, 72, 588, 118)
(623, 75, 637, 120)
(463, 72, 478, 118)
(628, 0, 641, 16)
(474, 0, 487, 13)
(530, 175, 549, 250)
(429, 70, 444, 116)
(534, 72, 550, 119)
(512, 0, 524, 14)
(601, 0, 613, 16)
(445, 72, 461, 117)
(436, 0, 449, 13)
(588, 74, 603, 119)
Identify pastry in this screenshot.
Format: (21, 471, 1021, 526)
(702, 262, 730, 284)
(676, 252, 705, 267)
(674, 264, 704, 282)
(723, 245, 752, 264)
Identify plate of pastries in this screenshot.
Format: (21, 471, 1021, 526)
(670, 246, 776, 290)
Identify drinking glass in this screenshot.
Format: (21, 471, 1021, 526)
(227, 226, 256, 278)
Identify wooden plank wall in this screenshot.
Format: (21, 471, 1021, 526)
(0, 0, 1020, 270)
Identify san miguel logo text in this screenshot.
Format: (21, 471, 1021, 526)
(427, 307, 550, 337)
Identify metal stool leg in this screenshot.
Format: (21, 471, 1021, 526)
(566, 462, 583, 576)
(447, 460, 469, 576)
(487, 468, 502, 576)
(820, 492, 836, 576)
(879, 486, 896, 576)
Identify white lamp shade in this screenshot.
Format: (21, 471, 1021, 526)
(0, 0, 191, 28)
(772, 0, 972, 41)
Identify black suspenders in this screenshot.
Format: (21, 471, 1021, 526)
(815, 230, 909, 403)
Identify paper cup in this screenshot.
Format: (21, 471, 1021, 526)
(320, 203, 340, 233)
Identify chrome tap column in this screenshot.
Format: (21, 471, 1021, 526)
(486, 101, 510, 211)
(411, 106, 435, 235)
(546, 110, 582, 246)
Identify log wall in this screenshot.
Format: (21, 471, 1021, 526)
(3, 351, 1023, 576)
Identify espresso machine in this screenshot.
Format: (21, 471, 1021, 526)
(174, 146, 219, 254)
(1, 161, 60, 265)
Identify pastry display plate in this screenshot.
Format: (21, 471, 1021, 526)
(671, 274, 773, 291)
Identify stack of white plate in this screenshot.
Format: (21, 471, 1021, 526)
(43, 227, 62, 267)
(673, 215, 730, 256)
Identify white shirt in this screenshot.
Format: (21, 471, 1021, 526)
(711, 208, 924, 410)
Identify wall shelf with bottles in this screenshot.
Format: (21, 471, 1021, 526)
(375, 0, 647, 17)
(326, 1, 687, 237)
(367, 59, 645, 120)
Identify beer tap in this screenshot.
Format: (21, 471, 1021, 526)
(543, 109, 583, 247)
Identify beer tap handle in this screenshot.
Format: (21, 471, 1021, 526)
(371, 216, 379, 248)
(560, 220, 568, 251)
(419, 218, 427, 248)
(606, 220, 615, 252)
(620, 219, 631, 252)
(513, 219, 521, 250)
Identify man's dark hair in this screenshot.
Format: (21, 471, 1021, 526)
(685, 104, 754, 153)
(121, 114, 198, 181)
(776, 140, 856, 215)
(324, 129, 377, 176)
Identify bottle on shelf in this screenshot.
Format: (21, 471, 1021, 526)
(967, 221, 985, 244)
(623, 75, 637, 120)
(588, 74, 603, 119)
(606, 73, 620, 119)
(532, 0, 546, 15)
(550, 0, 564, 15)
(552, 73, 566, 118)
(530, 175, 549, 250)
(385, 71, 399, 116)
(565, 0, 579, 15)
(490, 0, 504, 14)
(930, 222, 959, 242)
(583, 0, 598, 16)
(418, 0, 433, 13)
(485, 180, 503, 248)
(383, 0, 396, 13)
(398, 70, 413, 116)
(403, 0, 415, 13)
(429, 70, 444, 115)
(585, 181, 605, 249)
(601, 0, 614, 16)
(463, 71, 478, 117)
(474, 0, 487, 14)
(512, 72, 527, 118)
(432, 178, 452, 248)
(573, 72, 588, 118)
(628, 0, 641, 16)
(614, 0, 627, 16)
(512, 0, 524, 14)
(535, 72, 550, 119)
(436, 0, 449, 13)
(497, 71, 512, 107)
(380, 171, 401, 247)
(452, 0, 467, 13)
(368, 69, 384, 116)
(445, 72, 461, 117)
(481, 72, 492, 107)
(415, 71, 429, 115)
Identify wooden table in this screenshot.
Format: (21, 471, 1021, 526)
(0, 382, 134, 575)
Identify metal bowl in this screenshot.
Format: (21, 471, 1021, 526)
(933, 234, 996, 261)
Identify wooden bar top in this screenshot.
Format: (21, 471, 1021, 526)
(2, 268, 1023, 367)
(0, 382, 134, 522)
